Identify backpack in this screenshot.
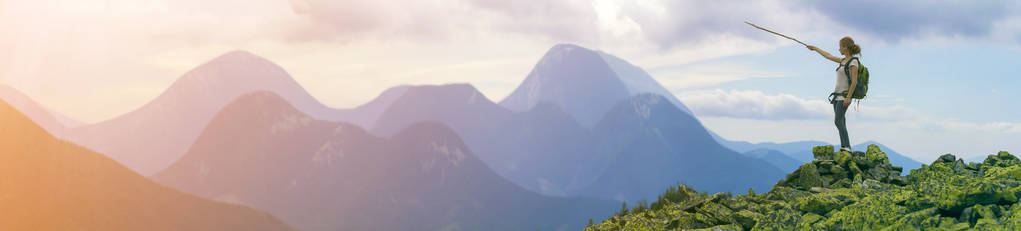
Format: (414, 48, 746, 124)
(842, 57, 869, 99)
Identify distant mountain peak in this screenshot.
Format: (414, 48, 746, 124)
(595, 51, 693, 115)
(543, 43, 590, 60)
(500, 43, 694, 127)
(551, 43, 584, 50)
(392, 121, 473, 168)
(175, 50, 290, 86)
(220, 91, 301, 117)
(400, 83, 493, 105)
(217, 50, 261, 60)
(371, 83, 508, 136)
(64, 50, 335, 176)
(500, 44, 631, 127)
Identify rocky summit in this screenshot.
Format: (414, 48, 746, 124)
(585, 144, 1021, 230)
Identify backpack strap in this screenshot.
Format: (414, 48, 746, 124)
(843, 57, 859, 86)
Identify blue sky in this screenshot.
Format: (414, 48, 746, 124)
(2, 0, 1019, 161)
(664, 40, 1021, 161)
(667, 41, 1021, 122)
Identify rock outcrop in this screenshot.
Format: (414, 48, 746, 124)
(585, 145, 1021, 230)
(775, 145, 907, 191)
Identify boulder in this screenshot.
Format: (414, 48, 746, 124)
(813, 145, 834, 160)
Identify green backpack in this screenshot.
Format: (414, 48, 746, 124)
(842, 57, 869, 99)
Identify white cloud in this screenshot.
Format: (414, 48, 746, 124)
(3, 0, 1020, 124)
(678, 89, 829, 120)
(692, 90, 1021, 162)
(702, 116, 1021, 162)
(652, 62, 789, 89)
(803, 0, 1020, 43)
(678, 88, 949, 122)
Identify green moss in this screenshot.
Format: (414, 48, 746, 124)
(835, 150, 852, 166)
(817, 189, 909, 230)
(587, 146, 1021, 231)
(751, 206, 800, 231)
(690, 223, 742, 231)
(766, 186, 811, 202)
(795, 191, 853, 215)
(973, 218, 1002, 230)
(813, 145, 834, 160)
(796, 213, 823, 230)
(732, 210, 761, 230)
(881, 207, 938, 230)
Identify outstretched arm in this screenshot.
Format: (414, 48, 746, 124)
(806, 45, 841, 63)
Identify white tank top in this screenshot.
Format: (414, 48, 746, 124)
(834, 57, 859, 100)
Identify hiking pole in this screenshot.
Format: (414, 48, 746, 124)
(745, 21, 807, 46)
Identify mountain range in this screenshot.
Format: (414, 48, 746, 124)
(372, 87, 784, 202)
(0, 85, 79, 136)
(4, 43, 919, 218)
(371, 84, 604, 195)
(713, 134, 924, 173)
(62, 51, 405, 176)
(153, 91, 616, 231)
(0, 98, 293, 230)
(500, 44, 692, 127)
(574, 93, 784, 201)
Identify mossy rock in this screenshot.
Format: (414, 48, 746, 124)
(750, 206, 800, 231)
(795, 192, 849, 215)
(792, 163, 824, 190)
(797, 213, 824, 227)
(816, 189, 909, 230)
(690, 223, 743, 231)
(990, 151, 1019, 168)
(668, 214, 711, 230)
(587, 147, 1021, 231)
(937, 153, 957, 164)
(973, 218, 1002, 230)
(1001, 203, 1021, 227)
(814, 160, 835, 174)
(813, 145, 834, 160)
(697, 202, 735, 226)
(881, 207, 938, 230)
(834, 150, 852, 166)
(766, 186, 811, 202)
(959, 204, 999, 227)
(733, 210, 762, 230)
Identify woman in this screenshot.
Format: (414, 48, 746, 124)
(806, 37, 860, 152)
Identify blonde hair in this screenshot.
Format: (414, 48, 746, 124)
(840, 36, 861, 55)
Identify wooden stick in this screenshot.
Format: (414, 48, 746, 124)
(745, 21, 808, 46)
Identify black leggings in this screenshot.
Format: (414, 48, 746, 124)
(832, 100, 850, 148)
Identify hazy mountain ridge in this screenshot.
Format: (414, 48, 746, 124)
(596, 51, 692, 115)
(371, 83, 605, 195)
(62, 51, 409, 176)
(574, 93, 785, 202)
(0, 98, 293, 231)
(743, 148, 803, 172)
(501, 44, 656, 127)
(0, 85, 71, 136)
(713, 134, 924, 175)
(371, 44, 794, 203)
(154, 91, 617, 231)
